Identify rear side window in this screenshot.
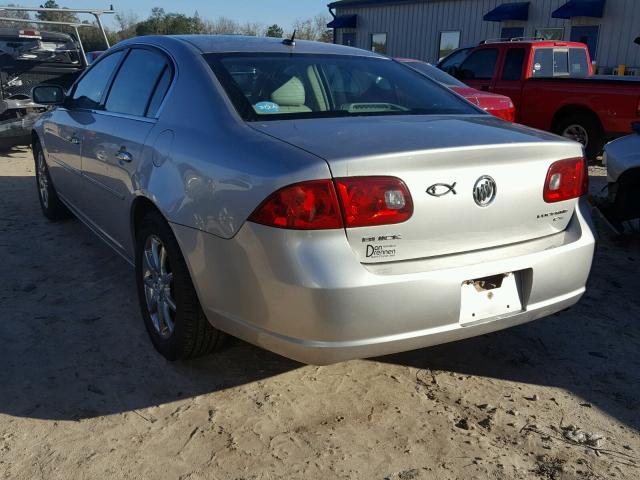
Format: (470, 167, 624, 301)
(532, 48, 553, 77)
(502, 48, 525, 80)
(105, 49, 171, 117)
(459, 49, 498, 80)
(72, 50, 124, 109)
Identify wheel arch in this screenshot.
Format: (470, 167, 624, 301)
(551, 104, 602, 133)
(130, 195, 168, 246)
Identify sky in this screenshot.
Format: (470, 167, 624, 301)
(51, 0, 332, 30)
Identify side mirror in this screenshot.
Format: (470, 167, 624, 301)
(632, 121, 640, 134)
(448, 66, 461, 78)
(32, 85, 65, 105)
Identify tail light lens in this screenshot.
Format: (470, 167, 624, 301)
(249, 180, 343, 229)
(543, 157, 588, 203)
(335, 176, 413, 227)
(249, 176, 414, 230)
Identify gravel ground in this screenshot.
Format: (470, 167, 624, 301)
(1, 148, 639, 479)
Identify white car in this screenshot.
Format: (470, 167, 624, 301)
(604, 122, 640, 228)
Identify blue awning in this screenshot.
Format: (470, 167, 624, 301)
(327, 14, 357, 29)
(483, 2, 530, 22)
(552, 0, 605, 19)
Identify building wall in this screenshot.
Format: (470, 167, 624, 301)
(334, 0, 640, 71)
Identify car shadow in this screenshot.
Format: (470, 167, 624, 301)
(1, 172, 638, 430)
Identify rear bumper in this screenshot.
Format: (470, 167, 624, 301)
(173, 199, 596, 365)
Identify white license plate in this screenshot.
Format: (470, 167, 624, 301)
(459, 272, 523, 325)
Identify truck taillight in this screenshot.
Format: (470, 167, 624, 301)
(335, 176, 413, 227)
(543, 157, 588, 203)
(249, 177, 413, 230)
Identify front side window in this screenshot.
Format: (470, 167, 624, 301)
(206, 53, 478, 121)
(371, 33, 387, 54)
(459, 48, 499, 80)
(438, 31, 461, 62)
(105, 49, 171, 117)
(72, 50, 124, 110)
(438, 47, 471, 75)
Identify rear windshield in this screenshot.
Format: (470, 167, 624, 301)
(0, 37, 80, 65)
(532, 47, 589, 77)
(401, 61, 466, 88)
(205, 53, 478, 120)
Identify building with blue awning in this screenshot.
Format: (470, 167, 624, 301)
(327, 0, 640, 73)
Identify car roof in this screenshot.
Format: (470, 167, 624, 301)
(478, 40, 586, 48)
(169, 34, 383, 57)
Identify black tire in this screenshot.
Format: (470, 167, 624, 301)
(554, 113, 604, 161)
(614, 172, 640, 224)
(135, 211, 225, 360)
(33, 140, 72, 221)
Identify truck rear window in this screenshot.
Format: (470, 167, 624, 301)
(532, 48, 589, 77)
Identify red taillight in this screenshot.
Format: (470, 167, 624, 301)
(335, 176, 413, 227)
(543, 157, 588, 203)
(249, 180, 343, 229)
(249, 176, 414, 230)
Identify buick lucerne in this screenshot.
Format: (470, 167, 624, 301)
(31, 36, 596, 364)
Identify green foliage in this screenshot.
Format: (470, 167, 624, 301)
(36, 0, 79, 24)
(265, 24, 283, 38)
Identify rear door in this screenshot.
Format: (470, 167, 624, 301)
(42, 50, 125, 209)
(492, 47, 526, 120)
(79, 47, 173, 253)
(458, 46, 501, 92)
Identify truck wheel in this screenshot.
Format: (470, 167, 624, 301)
(33, 140, 72, 221)
(555, 114, 604, 160)
(135, 211, 225, 360)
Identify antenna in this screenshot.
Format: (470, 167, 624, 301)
(282, 30, 296, 47)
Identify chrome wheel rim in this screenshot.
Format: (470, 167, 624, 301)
(562, 124, 589, 147)
(37, 150, 49, 209)
(142, 235, 176, 338)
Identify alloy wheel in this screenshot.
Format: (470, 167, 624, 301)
(142, 235, 176, 338)
(562, 124, 589, 147)
(37, 150, 49, 209)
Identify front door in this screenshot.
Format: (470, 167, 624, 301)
(570, 25, 599, 61)
(458, 47, 501, 92)
(80, 47, 172, 255)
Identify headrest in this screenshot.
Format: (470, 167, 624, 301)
(271, 76, 306, 106)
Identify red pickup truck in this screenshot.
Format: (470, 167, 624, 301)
(451, 40, 640, 158)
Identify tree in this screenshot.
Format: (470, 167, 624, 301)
(265, 24, 283, 38)
(36, 0, 79, 24)
(0, 4, 31, 28)
(114, 9, 138, 40)
(290, 14, 332, 43)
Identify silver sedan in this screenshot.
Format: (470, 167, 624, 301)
(31, 35, 595, 364)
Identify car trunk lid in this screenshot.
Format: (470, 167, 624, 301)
(251, 115, 583, 262)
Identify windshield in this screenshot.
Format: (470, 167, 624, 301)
(0, 37, 80, 65)
(401, 60, 466, 88)
(205, 53, 478, 120)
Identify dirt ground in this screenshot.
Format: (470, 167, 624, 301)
(0, 147, 639, 480)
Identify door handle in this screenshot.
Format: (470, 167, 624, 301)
(115, 148, 132, 163)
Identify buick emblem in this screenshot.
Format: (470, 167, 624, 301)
(473, 176, 496, 207)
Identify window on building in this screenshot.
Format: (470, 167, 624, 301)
(438, 31, 461, 61)
(501, 27, 524, 40)
(535, 28, 564, 41)
(370, 33, 387, 54)
(502, 48, 525, 80)
(458, 48, 499, 80)
(342, 32, 356, 47)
